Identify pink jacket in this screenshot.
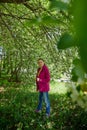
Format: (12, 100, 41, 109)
(36, 64, 50, 92)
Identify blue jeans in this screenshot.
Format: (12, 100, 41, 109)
(37, 92, 50, 114)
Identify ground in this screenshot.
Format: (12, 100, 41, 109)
(0, 82, 87, 130)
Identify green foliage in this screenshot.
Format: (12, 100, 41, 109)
(0, 83, 87, 130)
(57, 0, 87, 72)
(49, 0, 68, 11)
(0, 0, 87, 129)
(25, 16, 59, 27)
(0, 0, 78, 87)
(56, 0, 87, 109)
(71, 59, 85, 81)
(58, 33, 75, 49)
(0, 0, 86, 111)
(73, 0, 87, 73)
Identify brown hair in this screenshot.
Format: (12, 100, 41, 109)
(38, 58, 44, 62)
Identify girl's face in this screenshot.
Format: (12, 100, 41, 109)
(38, 60, 44, 68)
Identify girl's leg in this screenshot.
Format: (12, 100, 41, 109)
(36, 92, 43, 111)
(43, 92, 50, 115)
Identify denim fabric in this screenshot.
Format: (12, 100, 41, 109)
(37, 92, 50, 114)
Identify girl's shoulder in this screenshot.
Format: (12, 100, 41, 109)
(43, 65, 49, 71)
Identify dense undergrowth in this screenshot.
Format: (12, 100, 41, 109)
(0, 82, 87, 130)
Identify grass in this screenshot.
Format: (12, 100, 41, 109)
(50, 81, 68, 94)
(0, 82, 87, 130)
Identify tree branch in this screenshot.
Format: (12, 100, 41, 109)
(0, 12, 32, 20)
(0, 0, 28, 4)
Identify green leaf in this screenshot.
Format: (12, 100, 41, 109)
(71, 59, 85, 81)
(50, 0, 68, 11)
(24, 18, 39, 27)
(24, 16, 60, 27)
(79, 46, 87, 73)
(73, 59, 81, 66)
(57, 33, 75, 49)
(42, 16, 59, 25)
(76, 85, 81, 92)
(71, 68, 78, 82)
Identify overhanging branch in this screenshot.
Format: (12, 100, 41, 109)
(0, 0, 28, 4)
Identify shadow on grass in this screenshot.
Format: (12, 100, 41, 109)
(0, 86, 87, 130)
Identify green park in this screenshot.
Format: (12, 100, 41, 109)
(0, 0, 87, 130)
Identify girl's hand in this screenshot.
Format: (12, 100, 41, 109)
(37, 78, 40, 82)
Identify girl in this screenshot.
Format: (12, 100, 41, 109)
(35, 59, 50, 117)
